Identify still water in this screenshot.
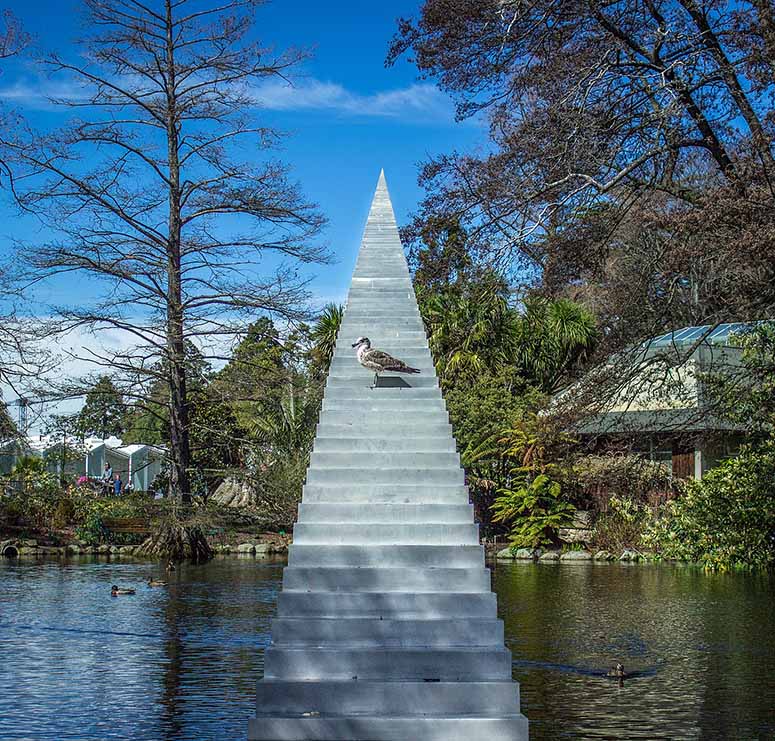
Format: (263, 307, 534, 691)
(0, 557, 772, 740)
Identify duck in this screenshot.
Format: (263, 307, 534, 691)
(606, 662, 627, 679)
(111, 585, 136, 596)
(147, 578, 167, 587)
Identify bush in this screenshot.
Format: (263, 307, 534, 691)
(575, 453, 676, 509)
(490, 413, 578, 547)
(52, 497, 76, 528)
(492, 474, 576, 548)
(592, 495, 654, 553)
(644, 444, 775, 570)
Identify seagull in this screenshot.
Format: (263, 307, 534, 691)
(351, 336, 421, 389)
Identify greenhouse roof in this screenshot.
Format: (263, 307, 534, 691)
(647, 322, 756, 349)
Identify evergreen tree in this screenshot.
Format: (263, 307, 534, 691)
(77, 376, 125, 439)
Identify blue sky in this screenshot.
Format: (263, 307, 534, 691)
(0, 0, 482, 306)
(0, 0, 484, 423)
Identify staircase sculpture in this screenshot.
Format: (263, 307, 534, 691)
(249, 171, 529, 740)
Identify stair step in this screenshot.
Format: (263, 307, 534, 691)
(292, 523, 478, 545)
(281, 566, 489, 592)
(288, 545, 483, 568)
(316, 422, 454, 437)
(306, 468, 464, 486)
(249, 715, 528, 741)
(269, 618, 505, 648)
(263, 646, 512, 681)
(317, 412, 449, 428)
(329, 362, 436, 374)
(313, 437, 455, 452)
(298, 502, 472, 523)
(301, 485, 469, 504)
(309, 452, 459, 468)
(277, 591, 496, 618)
(321, 399, 445, 412)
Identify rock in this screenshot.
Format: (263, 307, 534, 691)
(212, 477, 256, 508)
(109, 546, 122, 554)
(560, 550, 593, 561)
(217, 544, 231, 554)
(254, 543, 273, 556)
(495, 547, 515, 560)
(17, 546, 38, 555)
(1, 542, 19, 557)
(594, 550, 614, 561)
(21, 539, 37, 547)
(619, 548, 644, 562)
(513, 548, 537, 560)
(539, 550, 560, 561)
(271, 543, 288, 555)
(65, 544, 80, 555)
(236, 543, 256, 554)
(559, 527, 594, 543)
(97, 544, 111, 554)
(119, 545, 135, 555)
(571, 510, 592, 529)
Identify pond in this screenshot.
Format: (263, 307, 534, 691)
(0, 556, 772, 740)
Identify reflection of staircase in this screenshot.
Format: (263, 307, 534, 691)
(248, 171, 529, 740)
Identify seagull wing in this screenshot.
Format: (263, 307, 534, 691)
(362, 348, 400, 369)
(364, 347, 420, 373)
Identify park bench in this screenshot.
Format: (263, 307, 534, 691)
(101, 517, 152, 534)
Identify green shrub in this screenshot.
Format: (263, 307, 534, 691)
(490, 414, 577, 547)
(492, 474, 576, 548)
(644, 444, 775, 570)
(75, 513, 108, 544)
(592, 495, 654, 553)
(575, 453, 677, 509)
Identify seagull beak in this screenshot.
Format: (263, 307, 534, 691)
(351, 341, 359, 347)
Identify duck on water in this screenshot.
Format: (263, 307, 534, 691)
(111, 585, 135, 596)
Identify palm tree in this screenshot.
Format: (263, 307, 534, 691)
(309, 303, 344, 375)
(421, 281, 519, 383)
(248, 380, 315, 459)
(514, 297, 598, 392)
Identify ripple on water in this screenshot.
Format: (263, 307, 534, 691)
(1, 557, 773, 740)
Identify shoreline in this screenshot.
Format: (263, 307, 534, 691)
(0, 537, 288, 560)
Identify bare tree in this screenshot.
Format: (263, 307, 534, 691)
(0, 9, 40, 425)
(1, 0, 328, 502)
(392, 1, 775, 453)
(0, 9, 27, 61)
(390, 0, 775, 269)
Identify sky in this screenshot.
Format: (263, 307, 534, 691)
(0, 0, 484, 427)
(0, 0, 482, 304)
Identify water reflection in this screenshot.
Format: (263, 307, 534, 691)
(0, 557, 772, 740)
(0, 557, 282, 741)
(493, 560, 775, 739)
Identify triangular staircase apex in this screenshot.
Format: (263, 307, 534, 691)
(249, 172, 529, 741)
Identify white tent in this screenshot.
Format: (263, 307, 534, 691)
(1, 434, 165, 493)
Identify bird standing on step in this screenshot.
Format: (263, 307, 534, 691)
(351, 336, 420, 389)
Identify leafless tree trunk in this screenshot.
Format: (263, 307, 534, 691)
(0, 0, 328, 502)
(0, 10, 41, 422)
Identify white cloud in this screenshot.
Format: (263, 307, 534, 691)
(0, 77, 90, 110)
(0, 70, 458, 124)
(1, 324, 139, 431)
(251, 78, 456, 122)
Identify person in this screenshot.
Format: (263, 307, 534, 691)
(113, 472, 123, 497)
(100, 462, 113, 496)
